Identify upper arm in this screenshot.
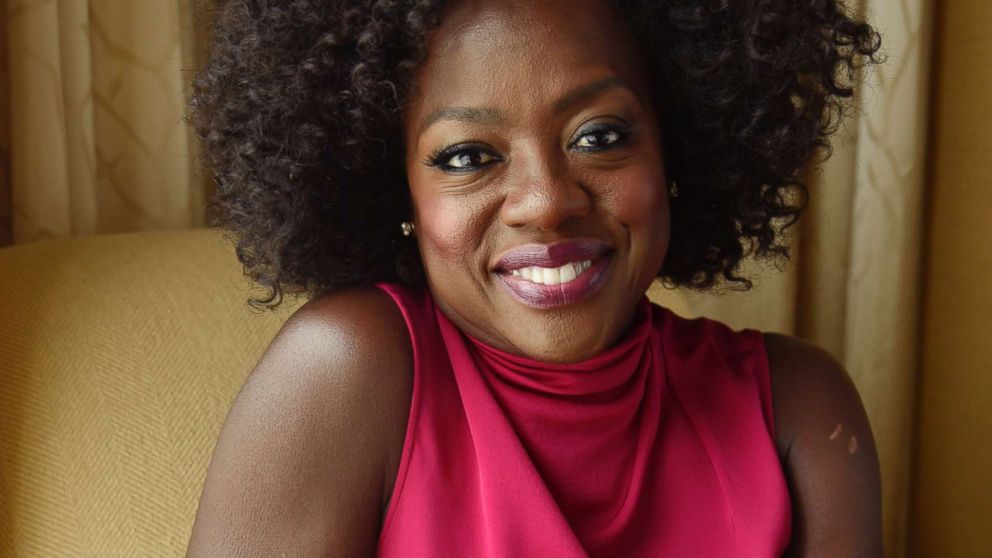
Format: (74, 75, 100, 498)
(764, 333, 883, 558)
(187, 289, 413, 557)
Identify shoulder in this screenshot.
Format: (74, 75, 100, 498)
(243, 287, 414, 455)
(188, 287, 413, 556)
(762, 333, 883, 557)
(263, 285, 414, 436)
(273, 286, 413, 375)
(762, 333, 860, 456)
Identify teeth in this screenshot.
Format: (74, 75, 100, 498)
(543, 267, 559, 285)
(560, 262, 577, 283)
(509, 260, 592, 286)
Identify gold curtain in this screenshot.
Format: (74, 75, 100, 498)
(1, 0, 211, 244)
(0, 2, 11, 246)
(912, 0, 992, 555)
(653, 1, 936, 555)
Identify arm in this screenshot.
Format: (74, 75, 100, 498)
(764, 333, 883, 558)
(186, 289, 413, 557)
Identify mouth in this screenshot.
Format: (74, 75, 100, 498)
(493, 239, 613, 309)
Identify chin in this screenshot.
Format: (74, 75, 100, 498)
(496, 306, 621, 364)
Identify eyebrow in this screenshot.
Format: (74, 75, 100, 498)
(552, 77, 624, 113)
(418, 107, 503, 134)
(417, 76, 626, 134)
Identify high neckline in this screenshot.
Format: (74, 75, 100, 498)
(434, 297, 656, 398)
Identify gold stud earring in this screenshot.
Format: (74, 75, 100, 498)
(400, 222, 415, 237)
(669, 181, 679, 198)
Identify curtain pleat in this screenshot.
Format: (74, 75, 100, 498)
(0, 2, 11, 247)
(843, 2, 934, 555)
(3, 0, 207, 244)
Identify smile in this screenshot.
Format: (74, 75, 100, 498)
(493, 240, 612, 309)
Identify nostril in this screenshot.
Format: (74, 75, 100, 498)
(501, 176, 593, 230)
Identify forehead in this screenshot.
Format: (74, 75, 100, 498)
(406, 0, 648, 122)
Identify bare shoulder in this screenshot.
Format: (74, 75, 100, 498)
(762, 333, 867, 458)
(762, 333, 883, 558)
(273, 287, 414, 387)
(187, 288, 413, 557)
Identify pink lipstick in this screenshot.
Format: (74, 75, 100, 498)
(493, 239, 612, 309)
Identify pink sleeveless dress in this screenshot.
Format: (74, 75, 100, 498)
(374, 283, 791, 557)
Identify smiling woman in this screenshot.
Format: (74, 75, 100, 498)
(186, 0, 883, 556)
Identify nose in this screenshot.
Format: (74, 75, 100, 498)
(500, 154, 592, 231)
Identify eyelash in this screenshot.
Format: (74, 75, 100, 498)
(570, 123, 632, 153)
(424, 143, 500, 174)
(424, 123, 632, 174)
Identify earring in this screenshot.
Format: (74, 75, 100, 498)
(400, 222, 415, 237)
(669, 180, 679, 198)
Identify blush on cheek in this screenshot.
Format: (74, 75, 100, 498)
(415, 196, 491, 267)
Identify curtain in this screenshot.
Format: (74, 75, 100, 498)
(0, 4, 11, 246)
(1, 0, 211, 244)
(653, 0, 935, 555)
(912, 0, 992, 554)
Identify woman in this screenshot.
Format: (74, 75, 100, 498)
(187, 0, 884, 555)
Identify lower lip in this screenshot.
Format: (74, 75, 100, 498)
(495, 255, 612, 310)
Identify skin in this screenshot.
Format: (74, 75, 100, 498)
(404, 0, 669, 364)
(187, 1, 882, 556)
(766, 333, 883, 557)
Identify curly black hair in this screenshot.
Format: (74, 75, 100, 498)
(189, 0, 882, 307)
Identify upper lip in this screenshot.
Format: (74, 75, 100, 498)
(493, 239, 612, 271)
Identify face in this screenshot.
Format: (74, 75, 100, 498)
(404, 0, 670, 363)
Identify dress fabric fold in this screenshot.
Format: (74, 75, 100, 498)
(373, 283, 791, 557)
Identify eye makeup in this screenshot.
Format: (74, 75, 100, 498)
(569, 122, 633, 152)
(424, 143, 503, 173)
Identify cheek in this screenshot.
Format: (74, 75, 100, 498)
(412, 189, 495, 267)
(604, 164, 669, 233)
(602, 161, 671, 279)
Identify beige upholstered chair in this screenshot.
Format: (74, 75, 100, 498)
(0, 229, 300, 557)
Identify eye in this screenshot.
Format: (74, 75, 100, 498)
(570, 123, 631, 152)
(425, 144, 502, 173)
